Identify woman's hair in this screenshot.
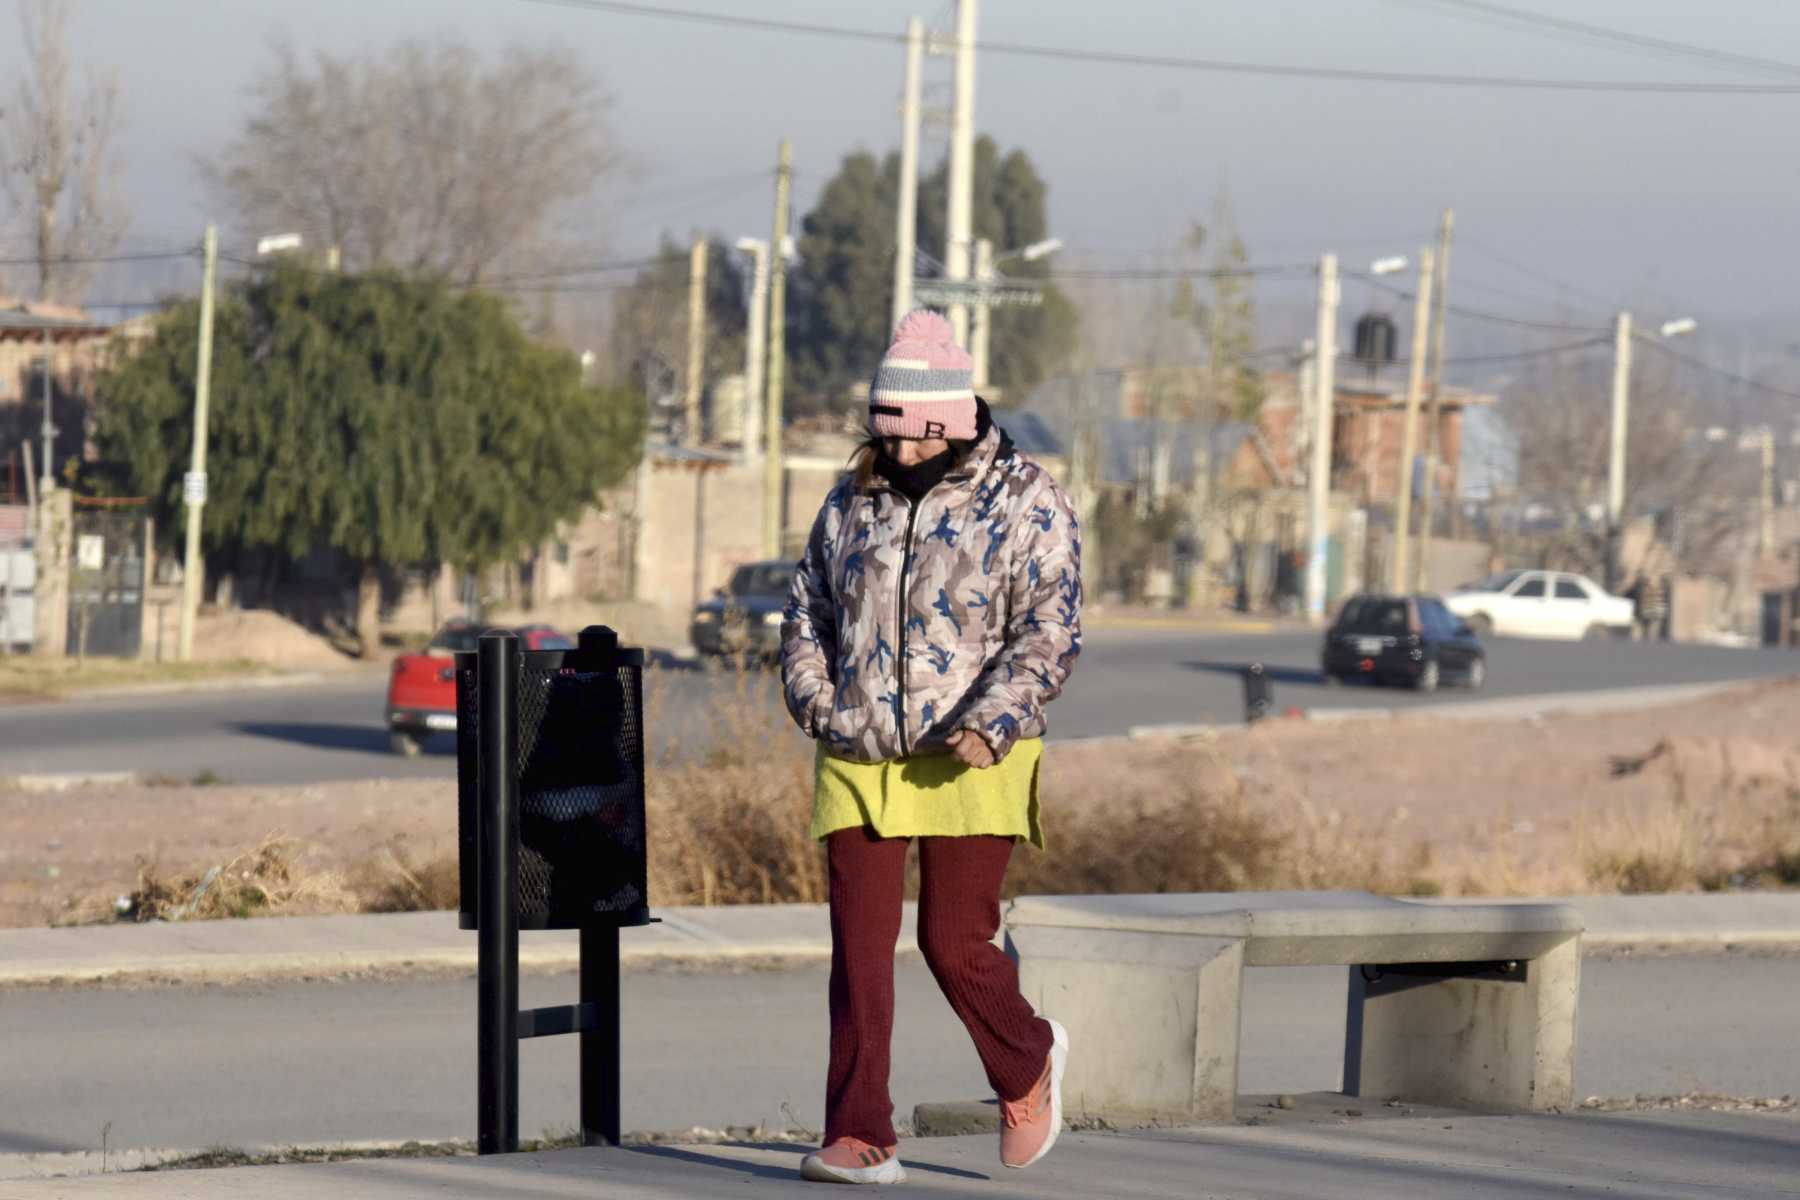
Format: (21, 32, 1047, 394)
(846, 434, 976, 489)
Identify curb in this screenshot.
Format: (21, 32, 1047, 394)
(0, 669, 372, 707)
(1, 925, 1791, 992)
(0, 941, 922, 991)
(1123, 680, 1749, 739)
(3, 770, 139, 792)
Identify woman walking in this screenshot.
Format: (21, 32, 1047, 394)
(781, 310, 1082, 1185)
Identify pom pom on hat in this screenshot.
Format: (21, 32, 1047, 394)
(868, 309, 977, 440)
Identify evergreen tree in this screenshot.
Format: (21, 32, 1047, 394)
(786, 138, 1076, 412)
(94, 263, 644, 649)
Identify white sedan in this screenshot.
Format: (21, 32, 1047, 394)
(1444, 570, 1634, 641)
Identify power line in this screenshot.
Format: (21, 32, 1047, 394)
(0, 248, 196, 267)
(1456, 235, 1627, 311)
(524, 0, 1800, 94)
(1383, 337, 1610, 368)
(1045, 262, 1317, 281)
(1391, 0, 1800, 81)
(1633, 336, 1800, 402)
(1346, 270, 1610, 334)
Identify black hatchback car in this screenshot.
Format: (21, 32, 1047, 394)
(1321, 593, 1485, 692)
(689, 560, 797, 662)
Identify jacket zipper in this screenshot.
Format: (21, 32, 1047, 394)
(894, 495, 922, 756)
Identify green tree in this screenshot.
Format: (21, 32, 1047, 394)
(94, 263, 644, 650)
(918, 138, 1078, 399)
(785, 138, 1076, 413)
(609, 235, 748, 435)
(786, 149, 899, 413)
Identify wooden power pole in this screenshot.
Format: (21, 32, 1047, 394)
(1414, 207, 1454, 592)
(684, 237, 708, 446)
(1391, 247, 1435, 593)
(177, 224, 219, 663)
(763, 139, 792, 561)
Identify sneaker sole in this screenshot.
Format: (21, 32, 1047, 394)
(1005, 1016, 1068, 1170)
(800, 1154, 907, 1185)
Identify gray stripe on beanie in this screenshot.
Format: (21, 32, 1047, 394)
(869, 364, 973, 395)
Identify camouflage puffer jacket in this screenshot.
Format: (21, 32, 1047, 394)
(780, 422, 1082, 764)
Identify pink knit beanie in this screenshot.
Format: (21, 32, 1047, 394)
(867, 309, 978, 441)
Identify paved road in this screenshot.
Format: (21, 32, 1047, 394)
(0, 629, 1794, 785)
(1, 953, 1794, 1154)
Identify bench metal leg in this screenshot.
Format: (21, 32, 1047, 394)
(1343, 935, 1580, 1111)
(1009, 927, 1244, 1121)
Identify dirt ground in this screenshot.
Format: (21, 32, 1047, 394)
(3, 680, 1797, 927)
(186, 608, 363, 670)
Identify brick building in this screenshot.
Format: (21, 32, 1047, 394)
(1255, 370, 1494, 511)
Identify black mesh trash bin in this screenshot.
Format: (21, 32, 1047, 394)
(455, 626, 651, 930)
(454, 624, 653, 1155)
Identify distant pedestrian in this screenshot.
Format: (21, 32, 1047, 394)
(781, 309, 1081, 1185)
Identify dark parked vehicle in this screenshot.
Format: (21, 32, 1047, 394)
(690, 560, 797, 662)
(1321, 593, 1485, 693)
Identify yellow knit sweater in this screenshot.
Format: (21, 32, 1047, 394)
(810, 738, 1044, 848)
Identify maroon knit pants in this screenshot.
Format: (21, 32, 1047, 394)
(823, 828, 1053, 1147)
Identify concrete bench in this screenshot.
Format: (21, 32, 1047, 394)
(1005, 891, 1582, 1121)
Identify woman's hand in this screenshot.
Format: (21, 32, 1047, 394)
(947, 728, 997, 769)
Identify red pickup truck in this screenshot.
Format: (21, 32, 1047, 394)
(385, 620, 575, 756)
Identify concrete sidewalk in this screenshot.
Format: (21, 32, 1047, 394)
(2, 893, 1798, 989)
(4, 1104, 1796, 1198)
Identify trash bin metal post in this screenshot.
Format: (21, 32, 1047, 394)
(581, 924, 622, 1146)
(477, 630, 521, 1155)
(1243, 662, 1272, 725)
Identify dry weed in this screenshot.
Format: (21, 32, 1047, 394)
(122, 835, 359, 921)
(348, 840, 462, 913)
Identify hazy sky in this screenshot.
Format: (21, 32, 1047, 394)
(7, 0, 1800, 376)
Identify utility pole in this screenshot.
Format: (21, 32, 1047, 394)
(1295, 338, 1316, 476)
(1414, 207, 1454, 592)
(1390, 247, 1436, 593)
(736, 238, 769, 462)
(177, 224, 219, 664)
(1605, 310, 1633, 593)
(38, 329, 54, 492)
(763, 140, 792, 561)
(970, 237, 993, 390)
(1760, 427, 1777, 557)
(1305, 254, 1339, 622)
(684, 237, 708, 446)
(944, 0, 977, 345)
(891, 15, 924, 330)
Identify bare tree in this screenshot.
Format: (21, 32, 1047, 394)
(207, 39, 617, 285)
(0, 0, 127, 302)
(1508, 351, 1737, 578)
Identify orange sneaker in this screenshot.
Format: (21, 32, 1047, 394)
(799, 1136, 906, 1185)
(1000, 1017, 1068, 1169)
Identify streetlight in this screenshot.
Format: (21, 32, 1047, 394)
(971, 236, 1061, 389)
(256, 233, 304, 256)
(1370, 255, 1409, 277)
(1607, 312, 1696, 590)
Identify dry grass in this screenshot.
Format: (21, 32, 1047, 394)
(349, 840, 463, 914)
(44, 678, 1800, 927)
(108, 835, 360, 922)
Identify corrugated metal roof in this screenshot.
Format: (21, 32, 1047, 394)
(993, 409, 1064, 458)
(0, 305, 109, 339)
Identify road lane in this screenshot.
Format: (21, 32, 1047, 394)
(1, 630, 1794, 785)
(2, 953, 1794, 1154)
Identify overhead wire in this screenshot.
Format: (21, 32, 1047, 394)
(0, 247, 197, 267)
(1388, 0, 1800, 81)
(1633, 336, 1800, 403)
(523, 0, 1800, 94)
(1346, 270, 1610, 334)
